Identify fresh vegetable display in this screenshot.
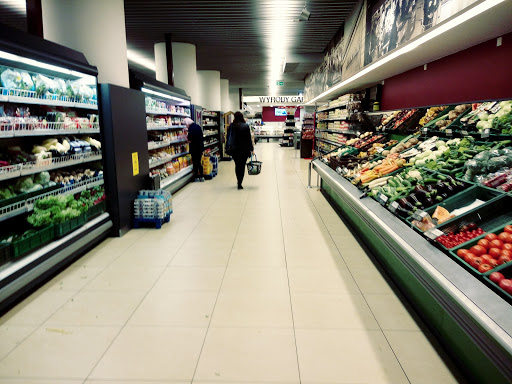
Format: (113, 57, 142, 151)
(419, 106, 448, 126)
(433, 104, 471, 130)
(454, 227, 512, 273)
(461, 141, 512, 182)
(436, 223, 485, 249)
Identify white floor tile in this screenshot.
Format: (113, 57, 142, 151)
(152, 266, 225, 292)
(0, 325, 35, 359)
(365, 294, 421, 331)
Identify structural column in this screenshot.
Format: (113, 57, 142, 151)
(154, 42, 168, 84)
(220, 79, 230, 112)
(172, 42, 199, 104)
(41, 0, 129, 87)
(198, 70, 221, 111)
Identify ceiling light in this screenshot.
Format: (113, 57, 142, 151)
(141, 87, 190, 105)
(299, 7, 311, 21)
(306, 0, 505, 105)
(127, 50, 156, 71)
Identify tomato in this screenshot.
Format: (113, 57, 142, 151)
(489, 248, 502, 259)
(481, 254, 495, 264)
(489, 259, 500, 268)
(478, 263, 493, 273)
(477, 239, 491, 250)
(470, 256, 483, 269)
(490, 239, 504, 249)
(469, 245, 486, 256)
(464, 252, 476, 265)
(498, 255, 512, 265)
(504, 225, 512, 234)
(499, 279, 512, 295)
(498, 232, 512, 244)
(490, 272, 505, 284)
(485, 233, 498, 242)
(501, 249, 512, 258)
(456, 249, 469, 259)
(503, 243, 512, 251)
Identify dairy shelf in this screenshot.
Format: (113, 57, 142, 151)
(160, 165, 193, 189)
(148, 138, 187, 150)
(149, 151, 189, 169)
(204, 140, 219, 148)
(0, 121, 100, 137)
(147, 124, 186, 131)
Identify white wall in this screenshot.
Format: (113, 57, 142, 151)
(42, 0, 129, 87)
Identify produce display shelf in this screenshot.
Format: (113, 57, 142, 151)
(160, 165, 193, 189)
(316, 138, 345, 147)
(0, 153, 102, 182)
(318, 118, 350, 122)
(148, 138, 187, 150)
(148, 151, 189, 169)
(316, 129, 358, 135)
(0, 88, 97, 109)
(0, 122, 100, 137)
(204, 140, 219, 148)
(0, 176, 104, 223)
(313, 159, 512, 383)
(0, 213, 112, 312)
(317, 102, 348, 112)
(145, 108, 190, 117)
(365, 111, 387, 116)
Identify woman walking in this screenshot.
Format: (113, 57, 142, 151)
(227, 112, 254, 189)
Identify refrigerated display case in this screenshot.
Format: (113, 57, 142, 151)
(0, 25, 111, 311)
(311, 99, 512, 383)
(129, 70, 193, 194)
(202, 110, 221, 157)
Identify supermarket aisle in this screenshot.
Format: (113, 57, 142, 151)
(0, 143, 464, 384)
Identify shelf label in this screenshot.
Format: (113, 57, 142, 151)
(445, 129, 453, 136)
(461, 130, 469, 136)
(422, 127, 428, 135)
(389, 201, 399, 213)
(378, 193, 388, 205)
(481, 128, 490, 138)
(376, 147, 384, 153)
(424, 228, 444, 240)
(132, 152, 139, 176)
(412, 210, 427, 221)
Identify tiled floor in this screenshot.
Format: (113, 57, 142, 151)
(0, 143, 465, 383)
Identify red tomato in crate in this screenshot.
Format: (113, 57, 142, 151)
(498, 255, 512, 265)
(499, 279, 512, 295)
(489, 248, 502, 259)
(490, 239, 504, 249)
(456, 249, 469, 259)
(501, 250, 512, 259)
(490, 272, 505, 284)
(470, 257, 483, 269)
(481, 254, 495, 264)
(464, 253, 476, 265)
(477, 239, 491, 250)
(504, 225, 512, 234)
(503, 243, 512, 251)
(485, 233, 498, 242)
(478, 264, 493, 273)
(498, 232, 512, 244)
(469, 245, 486, 257)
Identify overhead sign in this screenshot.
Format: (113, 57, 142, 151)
(276, 81, 284, 86)
(243, 95, 304, 105)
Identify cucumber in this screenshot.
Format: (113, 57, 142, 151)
(437, 174, 447, 181)
(423, 178, 438, 184)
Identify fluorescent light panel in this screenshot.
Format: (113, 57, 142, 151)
(306, 0, 505, 105)
(141, 87, 190, 106)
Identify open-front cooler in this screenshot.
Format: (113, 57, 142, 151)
(129, 70, 193, 194)
(311, 100, 512, 383)
(0, 25, 112, 311)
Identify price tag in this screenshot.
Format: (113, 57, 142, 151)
(376, 147, 384, 153)
(461, 130, 469, 136)
(343, 167, 349, 174)
(336, 167, 342, 174)
(389, 201, 399, 213)
(445, 129, 453, 136)
(422, 127, 428, 135)
(412, 210, 427, 221)
(378, 194, 388, 205)
(424, 228, 444, 240)
(481, 128, 490, 138)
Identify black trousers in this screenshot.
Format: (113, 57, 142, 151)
(191, 151, 203, 178)
(233, 155, 248, 186)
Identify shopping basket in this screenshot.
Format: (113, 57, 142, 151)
(246, 154, 262, 175)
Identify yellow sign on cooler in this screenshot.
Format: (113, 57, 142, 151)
(132, 152, 139, 176)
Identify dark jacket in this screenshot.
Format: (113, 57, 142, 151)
(228, 122, 253, 158)
(187, 123, 204, 154)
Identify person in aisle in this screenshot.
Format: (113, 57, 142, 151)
(227, 111, 254, 189)
(185, 117, 205, 182)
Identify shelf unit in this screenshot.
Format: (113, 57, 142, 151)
(300, 113, 315, 158)
(0, 25, 111, 311)
(280, 114, 295, 147)
(128, 70, 194, 193)
(202, 110, 222, 158)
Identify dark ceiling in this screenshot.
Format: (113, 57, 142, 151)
(0, 0, 359, 96)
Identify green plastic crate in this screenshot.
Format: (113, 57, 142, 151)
(11, 225, 54, 259)
(87, 201, 106, 220)
(53, 214, 87, 238)
(0, 243, 10, 265)
(422, 105, 455, 129)
(483, 263, 512, 304)
(448, 221, 512, 278)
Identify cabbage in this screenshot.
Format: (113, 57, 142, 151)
(34, 172, 50, 186)
(478, 112, 489, 121)
(14, 176, 34, 193)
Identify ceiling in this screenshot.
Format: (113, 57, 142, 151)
(0, 0, 358, 96)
